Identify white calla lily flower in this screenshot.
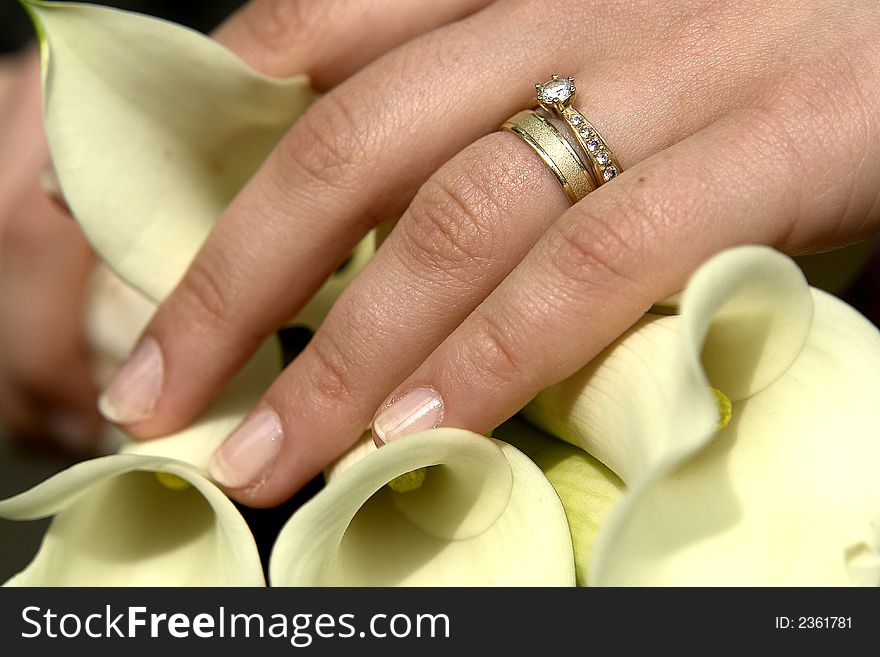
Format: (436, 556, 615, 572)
(525, 245, 880, 585)
(493, 417, 624, 586)
(0, 334, 282, 586)
(0, 456, 262, 586)
(85, 264, 156, 394)
(24, 0, 373, 330)
(270, 429, 575, 586)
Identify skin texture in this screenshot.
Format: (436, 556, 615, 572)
(4, 1, 880, 504)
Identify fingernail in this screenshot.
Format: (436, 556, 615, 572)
(97, 337, 163, 424)
(209, 408, 283, 489)
(372, 386, 444, 445)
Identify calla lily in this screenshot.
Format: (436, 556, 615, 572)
(524, 245, 880, 585)
(269, 429, 576, 586)
(23, 0, 374, 330)
(0, 456, 261, 586)
(0, 333, 282, 586)
(85, 263, 157, 391)
(492, 416, 624, 586)
(3, 263, 282, 586)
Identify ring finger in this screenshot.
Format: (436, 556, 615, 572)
(208, 57, 764, 505)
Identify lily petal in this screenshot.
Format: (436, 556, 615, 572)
(23, 0, 315, 303)
(523, 313, 717, 483)
(525, 245, 879, 585)
(524, 246, 813, 482)
(0, 456, 263, 586)
(593, 286, 880, 585)
(85, 264, 156, 388)
(25, 0, 373, 330)
(269, 429, 575, 586)
(682, 245, 813, 402)
(0, 329, 280, 586)
(494, 416, 623, 586)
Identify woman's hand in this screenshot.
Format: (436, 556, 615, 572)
(0, 49, 101, 451)
(98, 0, 880, 506)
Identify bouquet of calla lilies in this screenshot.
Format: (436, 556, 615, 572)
(2, 1, 879, 587)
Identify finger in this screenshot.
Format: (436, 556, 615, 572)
(369, 101, 880, 439)
(201, 28, 822, 505)
(208, 128, 569, 503)
(104, 2, 619, 438)
(212, 0, 493, 85)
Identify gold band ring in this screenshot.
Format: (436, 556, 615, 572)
(501, 110, 595, 204)
(536, 75, 622, 185)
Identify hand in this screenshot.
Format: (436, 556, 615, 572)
(0, 48, 101, 451)
(98, 0, 880, 506)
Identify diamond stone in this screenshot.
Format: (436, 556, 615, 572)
(578, 126, 593, 138)
(586, 137, 602, 152)
(570, 114, 585, 126)
(537, 78, 575, 105)
(595, 150, 611, 165)
(602, 165, 618, 181)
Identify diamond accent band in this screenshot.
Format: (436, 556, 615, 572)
(558, 106, 621, 185)
(535, 75, 622, 187)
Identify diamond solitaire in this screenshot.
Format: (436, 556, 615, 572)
(536, 75, 575, 108)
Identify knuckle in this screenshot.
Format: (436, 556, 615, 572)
(547, 210, 639, 294)
(546, 158, 755, 306)
(305, 332, 360, 405)
(759, 89, 830, 160)
(769, 57, 876, 162)
(275, 92, 367, 193)
(747, 41, 880, 242)
(400, 164, 501, 273)
(463, 312, 525, 386)
(173, 255, 236, 330)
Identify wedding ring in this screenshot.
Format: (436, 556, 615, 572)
(500, 110, 595, 204)
(536, 75, 622, 185)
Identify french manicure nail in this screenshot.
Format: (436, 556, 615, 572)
(209, 408, 284, 489)
(372, 386, 444, 445)
(97, 337, 163, 424)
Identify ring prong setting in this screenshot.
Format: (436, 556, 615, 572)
(535, 75, 576, 108)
